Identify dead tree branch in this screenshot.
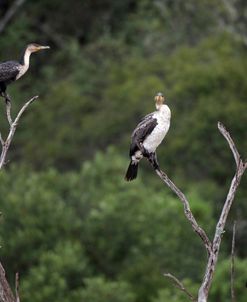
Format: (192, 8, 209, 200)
(231, 221, 236, 302)
(15, 273, 20, 302)
(198, 123, 246, 302)
(153, 169, 212, 255)
(163, 273, 196, 302)
(0, 95, 38, 302)
(0, 96, 38, 169)
(6, 102, 13, 126)
(0, 263, 15, 302)
(0, 0, 26, 34)
(149, 122, 246, 302)
(218, 122, 240, 167)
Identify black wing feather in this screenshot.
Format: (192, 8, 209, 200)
(0, 61, 20, 83)
(131, 112, 157, 140)
(129, 113, 157, 156)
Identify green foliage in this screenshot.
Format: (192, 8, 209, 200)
(210, 258, 247, 302)
(0, 1, 246, 302)
(73, 277, 136, 302)
(21, 242, 91, 302)
(0, 149, 215, 302)
(152, 278, 199, 302)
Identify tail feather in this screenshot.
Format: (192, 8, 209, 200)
(125, 161, 138, 181)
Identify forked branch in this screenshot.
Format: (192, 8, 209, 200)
(149, 122, 246, 302)
(0, 95, 38, 302)
(0, 96, 38, 169)
(198, 124, 246, 302)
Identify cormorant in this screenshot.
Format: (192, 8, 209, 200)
(0, 43, 50, 102)
(125, 92, 171, 181)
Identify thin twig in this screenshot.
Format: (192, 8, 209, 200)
(15, 273, 20, 302)
(154, 168, 212, 255)
(218, 122, 240, 167)
(164, 273, 196, 302)
(0, 0, 26, 34)
(0, 133, 4, 146)
(231, 221, 236, 302)
(0, 95, 38, 169)
(13, 96, 38, 125)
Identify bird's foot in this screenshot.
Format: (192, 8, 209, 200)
(138, 142, 149, 157)
(1, 92, 11, 104)
(148, 153, 160, 170)
(4, 94, 11, 104)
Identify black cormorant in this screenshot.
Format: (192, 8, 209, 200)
(0, 43, 50, 102)
(125, 92, 171, 181)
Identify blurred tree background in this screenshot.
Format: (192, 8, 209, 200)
(0, 1, 246, 301)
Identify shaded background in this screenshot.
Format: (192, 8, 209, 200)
(0, 1, 246, 301)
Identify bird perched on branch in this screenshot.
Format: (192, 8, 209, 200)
(0, 43, 50, 103)
(125, 92, 171, 181)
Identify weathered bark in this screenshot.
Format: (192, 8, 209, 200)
(197, 123, 246, 302)
(150, 122, 246, 302)
(0, 96, 38, 169)
(0, 263, 15, 302)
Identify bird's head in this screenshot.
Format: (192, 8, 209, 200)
(26, 43, 50, 53)
(155, 92, 165, 109)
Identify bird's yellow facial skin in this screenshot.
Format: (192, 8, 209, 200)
(155, 95, 165, 106)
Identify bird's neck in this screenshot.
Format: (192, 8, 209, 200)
(156, 104, 166, 111)
(156, 104, 171, 118)
(19, 48, 32, 67)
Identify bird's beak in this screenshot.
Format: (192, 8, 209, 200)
(35, 45, 50, 52)
(38, 45, 50, 50)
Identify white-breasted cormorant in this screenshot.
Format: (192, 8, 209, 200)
(125, 92, 171, 181)
(0, 43, 50, 102)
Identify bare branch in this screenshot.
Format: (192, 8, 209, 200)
(0, 0, 26, 34)
(154, 168, 212, 255)
(5, 102, 13, 126)
(231, 221, 236, 302)
(15, 273, 20, 302)
(198, 124, 246, 302)
(0, 95, 38, 301)
(218, 122, 240, 167)
(0, 263, 15, 302)
(164, 273, 196, 302)
(149, 122, 246, 302)
(13, 96, 38, 126)
(0, 95, 39, 169)
(0, 133, 4, 147)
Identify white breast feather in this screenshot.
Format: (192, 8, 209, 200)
(143, 105, 171, 153)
